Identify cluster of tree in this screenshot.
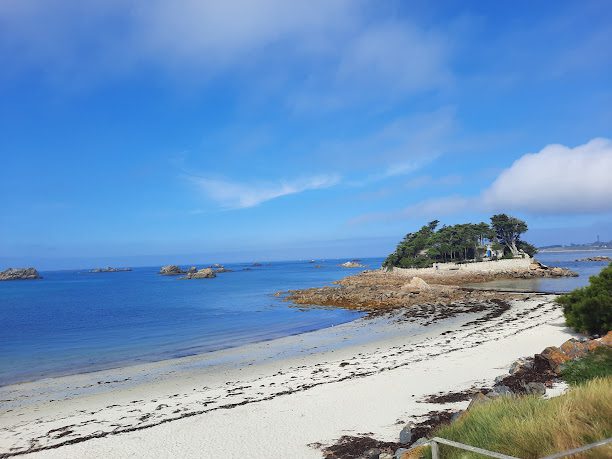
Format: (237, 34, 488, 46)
(558, 263, 611, 335)
(383, 214, 537, 269)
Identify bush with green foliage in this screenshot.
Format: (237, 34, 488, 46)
(561, 346, 612, 385)
(557, 263, 612, 335)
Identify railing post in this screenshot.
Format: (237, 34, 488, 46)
(431, 439, 440, 459)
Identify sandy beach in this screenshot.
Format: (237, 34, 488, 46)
(0, 293, 576, 458)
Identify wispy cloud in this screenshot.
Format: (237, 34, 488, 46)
(190, 174, 341, 209)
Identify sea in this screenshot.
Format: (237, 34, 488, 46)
(1, 251, 609, 386)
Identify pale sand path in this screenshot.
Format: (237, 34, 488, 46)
(1, 296, 576, 458)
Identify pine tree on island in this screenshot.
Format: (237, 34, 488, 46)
(383, 214, 538, 269)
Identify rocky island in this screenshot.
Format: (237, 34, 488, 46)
(159, 265, 219, 278)
(283, 258, 576, 312)
(340, 260, 365, 268)
(90, 267, 132, 273)
(0, 267, 41, 281)
(576, 256, 612, 262)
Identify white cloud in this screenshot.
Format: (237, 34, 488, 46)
(482, 138, 612, 214)
(350, 137, 612, 224)
(190, 174, 340, 209)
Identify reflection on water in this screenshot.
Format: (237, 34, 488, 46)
(468, 249, 612, 293)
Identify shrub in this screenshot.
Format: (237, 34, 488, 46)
(557, 263, 612, 335)
(561, 346, 612, 385)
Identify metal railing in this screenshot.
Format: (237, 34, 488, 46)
(429, 436, 612, 459)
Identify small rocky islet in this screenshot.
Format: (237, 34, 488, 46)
(158, 264, 234, 279)
(0, 267, 41, 281)
(90, 267, 132, 273)
(575, 255, 612, 262)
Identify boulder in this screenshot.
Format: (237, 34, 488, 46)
(185, 268, 216, 279)
(187, 266, 197, 274)
(488, 385, 512, 397)
(467, 392, 491, 410)
(159, 265, 184, 275)
(601, 331, 612, 346)
(509, 357, 533, 374)
(0, 267, 41, 281)
(399, 445, 427, 459)
(537, 346, 571, 374)
(359, 448, 381, 459)
(379, 453, 394, 459)
(394, 448, 409, 459)
(401, 277, 431, 293)
(559, 338, 593, 359)
(399, 422, 414, 444)
(522, 381, 546, 396)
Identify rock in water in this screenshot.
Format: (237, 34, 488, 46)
(184, 268, 216, 279)
(341, 261, 365, 268)
(0, 267, 41, 281)
(159, 265, 185, 275)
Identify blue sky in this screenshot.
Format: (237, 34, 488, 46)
(1, 0, 612, 269)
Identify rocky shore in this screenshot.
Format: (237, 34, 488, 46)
(0, 267, 41, 281)
(282, 260, 577, 312)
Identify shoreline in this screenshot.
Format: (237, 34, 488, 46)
(1, 293, 576, 458)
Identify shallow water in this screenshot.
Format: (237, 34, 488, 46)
(0, 259, 381, 386)
(469, 249, 611, 293)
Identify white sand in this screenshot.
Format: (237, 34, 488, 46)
(1, 295, 577, 458)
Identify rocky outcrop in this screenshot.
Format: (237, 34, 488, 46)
(400, 277, 430, 293)
(159, 265, 185, 275)
(340, 261, 365, 268)
(535, 337, 604, 373)
(0, 268, 41, 281)
(527, 260, 577, 278)
(211, 265, 231, 273)
(90, 267, 132, 273)
(576, 256, 612, 262)
(184, 268, 216, 279)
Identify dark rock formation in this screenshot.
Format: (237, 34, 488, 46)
(0, 267, 41, 281)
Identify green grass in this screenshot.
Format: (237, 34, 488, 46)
(561, 347, 612, 386)
(426, 377, 612, 459)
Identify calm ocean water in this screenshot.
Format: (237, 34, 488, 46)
(1, 251, 609, 386)
(0, 259, 378, 386)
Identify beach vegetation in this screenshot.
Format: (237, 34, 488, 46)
(428, 377, 612, 459)
(561, 346, 612, 385)
(557, 263, 612, 335)
(383, 214, 535, 269)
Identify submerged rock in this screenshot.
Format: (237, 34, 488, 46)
(0, 267, 41, 281)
